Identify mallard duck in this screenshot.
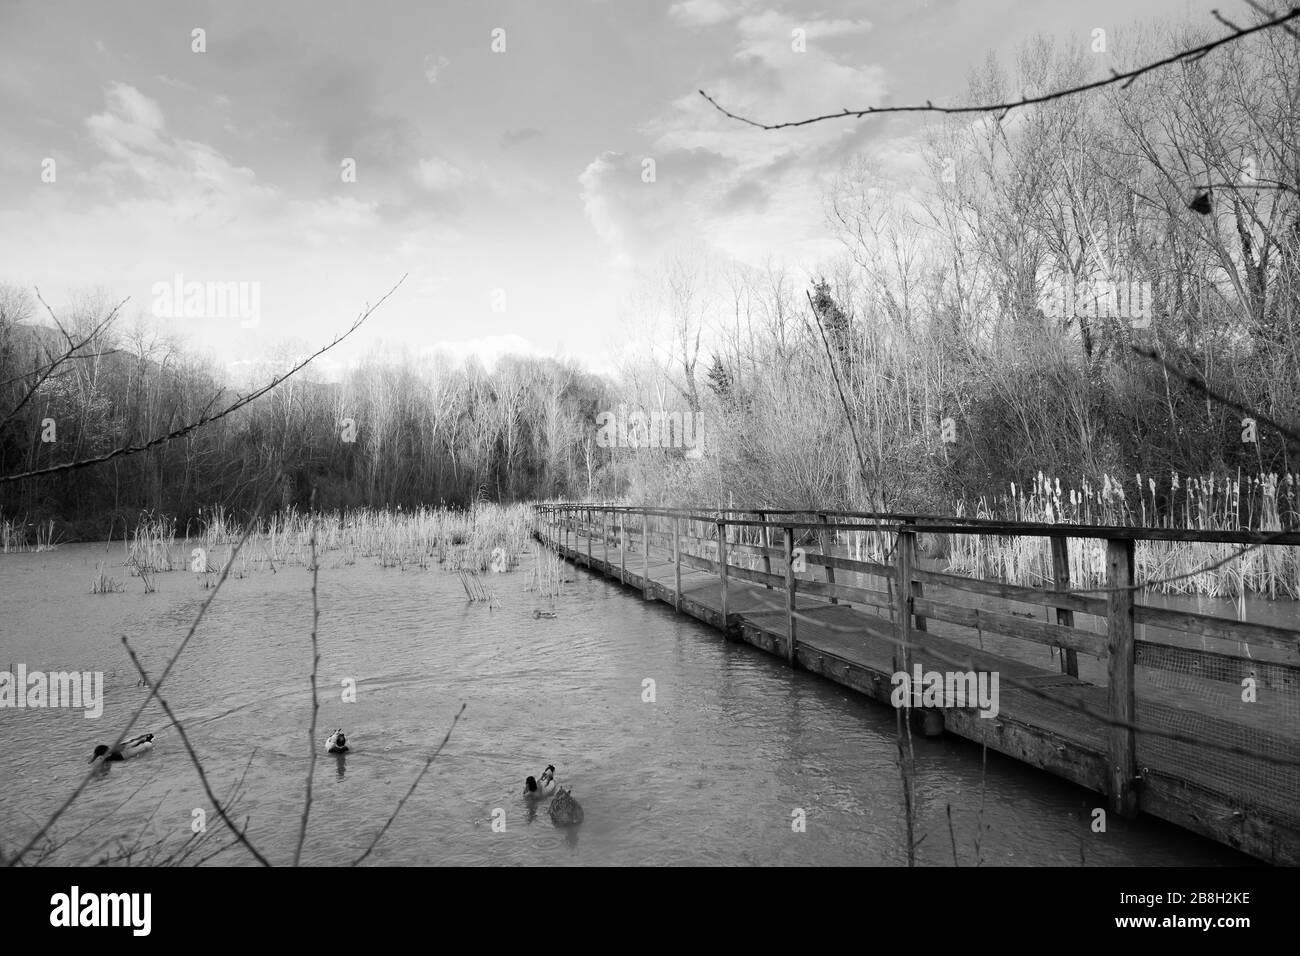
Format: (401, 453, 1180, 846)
(524, 764, 556, 799)
(325, 729, 349, 753)
(532, 609, 557, 619)
(89, 733, 154, 763)
(549, 786, 584, 826)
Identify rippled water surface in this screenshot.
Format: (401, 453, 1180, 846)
(0, 542, 1252, 866)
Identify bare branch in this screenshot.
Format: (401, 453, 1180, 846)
(351, 702, 466, 866)
(0, 294, 126, 430)
(121, 637, 273, 866)
(294, 519, 322, 866)
(699, 7, 1300, 131)
(0, 275, 407, 485)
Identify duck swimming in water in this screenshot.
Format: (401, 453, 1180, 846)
(524, 764, 556, 800)
(88, 733, 154, 763)
(325, 729, 349, 753)
(548, 786, 584, 826)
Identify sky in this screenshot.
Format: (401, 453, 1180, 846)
(0, 0, 1220, 377)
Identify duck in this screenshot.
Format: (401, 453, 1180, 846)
(548, 786, 584, 826)
(524, 764, 556, 800)
(88, 733, 154, 763)
(532, 609, 557, 620)
(325, 729, 349, 753)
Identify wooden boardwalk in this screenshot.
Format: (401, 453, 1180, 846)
(536, 505, 1300, 865)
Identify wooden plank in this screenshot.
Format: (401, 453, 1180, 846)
(912, 597, 1107, 657)
(759, 511, 773, 590)
(1133, 604, 1300, 656)
(911, 567, 1107, 616)
(795, 577, 894, 610)
(1107, 537, 1139, 818)
(802, 551, 895, 578)
(679, 551, 718, 575)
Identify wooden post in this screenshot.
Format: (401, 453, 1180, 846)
(758, 511, 773, 589)
(1050, 535, 1079, 677)
(673, 515, 682, 613)
(896, 527, 916, 676)
(584, 507, 591, 566)
(619, 511, 626, 585)
(817, 513, 837, 604)
(906, 522, 926, 633)
(642, 510, 650, 599)
(783, 526, 797, 665)
(718, 519, 730, 636)
(1106, 537, 1139, 818)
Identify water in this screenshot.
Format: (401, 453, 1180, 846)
(0, 542, 1254, 866)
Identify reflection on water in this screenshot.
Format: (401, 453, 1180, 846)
(0, 542, 1256, 866)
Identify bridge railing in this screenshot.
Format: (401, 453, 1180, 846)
(531, 502, 1300, 825)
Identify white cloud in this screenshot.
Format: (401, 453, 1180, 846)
(423, 54, 450, 84)
(579, 148, 735, 265)
(426, 333, 539, 368)
(414, 155, 466, 192)
(668, 0, 754, 27)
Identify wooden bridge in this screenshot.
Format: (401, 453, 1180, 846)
(533, 504, 1300, 865)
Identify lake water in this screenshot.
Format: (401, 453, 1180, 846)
(0, 540, 1255, 866)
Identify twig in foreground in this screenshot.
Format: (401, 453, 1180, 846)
(351, 703, 466, 866)
(122, 637, 272, 866)
(294, 519, 323, 866)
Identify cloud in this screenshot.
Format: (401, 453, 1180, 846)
(715, 179, 768, 215)
(500, 127, 543, 149)
(423, 54, 450, 84)
(668, 0, 755, 27)
(579, 148, 737, 264)
(414, 156, 467, 193)
(426, 333, 540, 368)
(82, 83, 278, 229)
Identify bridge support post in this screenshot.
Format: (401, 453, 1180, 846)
(784, 525, 796, 665)
(758, 511, 773, 589)
(602, 507, 609, 574)
(1051, 535, 1079, 677)
(619, 511, 626, 585)
(1106, 537, 1139, 818)
(818, 513, 837, 604)
(642, 511, 651, 599)
(718, 519, 729, 636)
(673, 516, 682, 613)
(895, 527, 916, 676)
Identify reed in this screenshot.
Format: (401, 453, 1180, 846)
(456, 569, 498, 607)
(126, 512, 177, 573)
(90, 562, 124, 594)
(948, 471, 1300, 597)
(0, 511, 62, 552)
